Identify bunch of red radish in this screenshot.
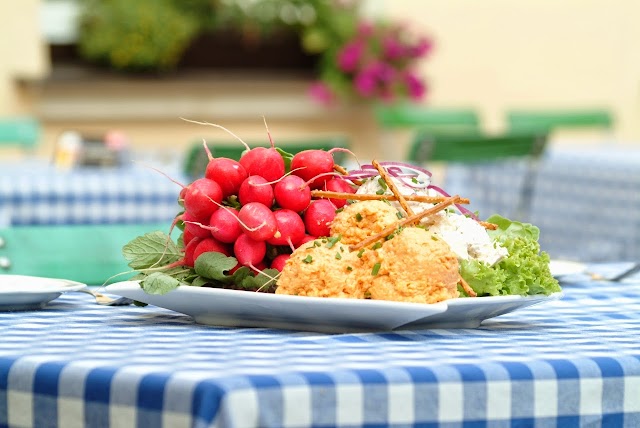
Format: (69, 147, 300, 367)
(175, 139, 355, 275)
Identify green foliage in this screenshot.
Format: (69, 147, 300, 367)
(78, 0, 200, 72)
(76, 0, 360, 73)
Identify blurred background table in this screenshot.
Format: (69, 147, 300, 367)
(0, 160, 184, 227)
(0, 267, 639, 427)
(444, 144, 640, 262)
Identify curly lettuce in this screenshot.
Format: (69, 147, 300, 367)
(459, 215, 561, 297)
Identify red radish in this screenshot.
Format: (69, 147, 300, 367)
(183, 178, 223, 220)
(208, 208, 242, 243)
(267, 209, 306, 247)
(297, 234, 318, 247)
(290, 150, 334, 189)
(183, 212, 212, 239)
(193, 237, 232, 262)
(239, 147, 285, 183)
(183, 237, 203, 267)
(205, 158, 248, 198)
(238, 175, 274, 207)
(304, 199, 337, 237)
(273, 175, 311, 212)
(182, 227, 196, 246)
(238, 202, 277, 241)
(270, 254, 290, 271)
(233, 234, 267, 267)
(324, 177, 356, 208)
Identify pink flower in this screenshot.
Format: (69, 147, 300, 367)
(382, 36, 406, 61)
(337, 40, 364, 72)
(409, 37, 434, 59)
(403, 72, 427, 100)
(356, 21, 375, 38)
(354, 68, 378, 97)
(308, 81, 335, 105)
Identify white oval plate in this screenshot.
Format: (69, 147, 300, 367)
(0, 275, 86, 311)
(549, 260, 587, 278)
(106, 281, 563, 333)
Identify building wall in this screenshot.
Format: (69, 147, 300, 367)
(1, 0, 639, 161)
(384, 0, 640, 139)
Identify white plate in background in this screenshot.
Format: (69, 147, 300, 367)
(106, 281, 563, 333)
(0, 275, 86, 311)
(549, 260, 587, 278)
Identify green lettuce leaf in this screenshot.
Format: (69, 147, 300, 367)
(460, 215, 561, 297)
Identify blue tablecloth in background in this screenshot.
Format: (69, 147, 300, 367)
(445, 146, 640, 262)
(1, 268, 639, 427)
(0, 161, 185, 226)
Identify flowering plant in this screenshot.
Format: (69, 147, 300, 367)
(309, 20, 433, 105)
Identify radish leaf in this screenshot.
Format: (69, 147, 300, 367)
(122, 231, 182, 270)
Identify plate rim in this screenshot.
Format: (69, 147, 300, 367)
(106, 280, 563, 330)
(0, 275, 87, 294)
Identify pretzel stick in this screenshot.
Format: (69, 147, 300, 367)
(458, 275, 477, 297)
(372, 159, 415, 218)
(349, 196, 460, 252)
(478, 221, 498, 230)
(311, 190, 470, 205)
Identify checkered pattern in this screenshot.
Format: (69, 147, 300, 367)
(444, 146, 640, 262)
(0, 161, 184, 226)
(1, 270, 639, 427)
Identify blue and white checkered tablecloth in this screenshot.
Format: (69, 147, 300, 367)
(1, 271, 639, 427)
(0, 161, 185, 226)
(444, 145, 640, 262)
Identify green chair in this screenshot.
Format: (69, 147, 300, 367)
(0, 117, 41, 150)
(408, 131, 547, 164)
(375, 103, 481, 133)
(506, 109, 613, 133)
(408, 130, 548, 221)
(0, 223, 174, 285)
(184, 135, 351, 180)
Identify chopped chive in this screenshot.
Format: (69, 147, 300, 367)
(396, 211, 404, 219)
(431, 235, 439, 241)
(355, 213, 363, 222)
(335, 252, 342, 260)
(346, 266, 353, 271)
(357, 249, 365, 258)
(326, 235, 342, 248)
(377, 177, 388, 190)
(376, 189, 385, 195)
(371, 262, 381, 275)
(302, 255, 313, 263)
(313, 241, 321, 247)
(371, 242, 382, 250)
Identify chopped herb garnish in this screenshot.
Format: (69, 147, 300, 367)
(411, 177, 419, 184)
(303, 255, 313, 263)
(355, 213, 363, 222)
(326, 235, 342, 248)
(313, 241, 321, 247)
(357, 249, 365, 258)
(396, 211, 404, 219)
(371, 262, 381, 275)
(335, 207, 344, 214)
(376, 189, 385, 195)
(377, 177, 388, 190)
(431, 235, 439, 241)
(335, 252, 342, 260)
(346, 266, 353, 271)
(371, 242, 382, 250)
